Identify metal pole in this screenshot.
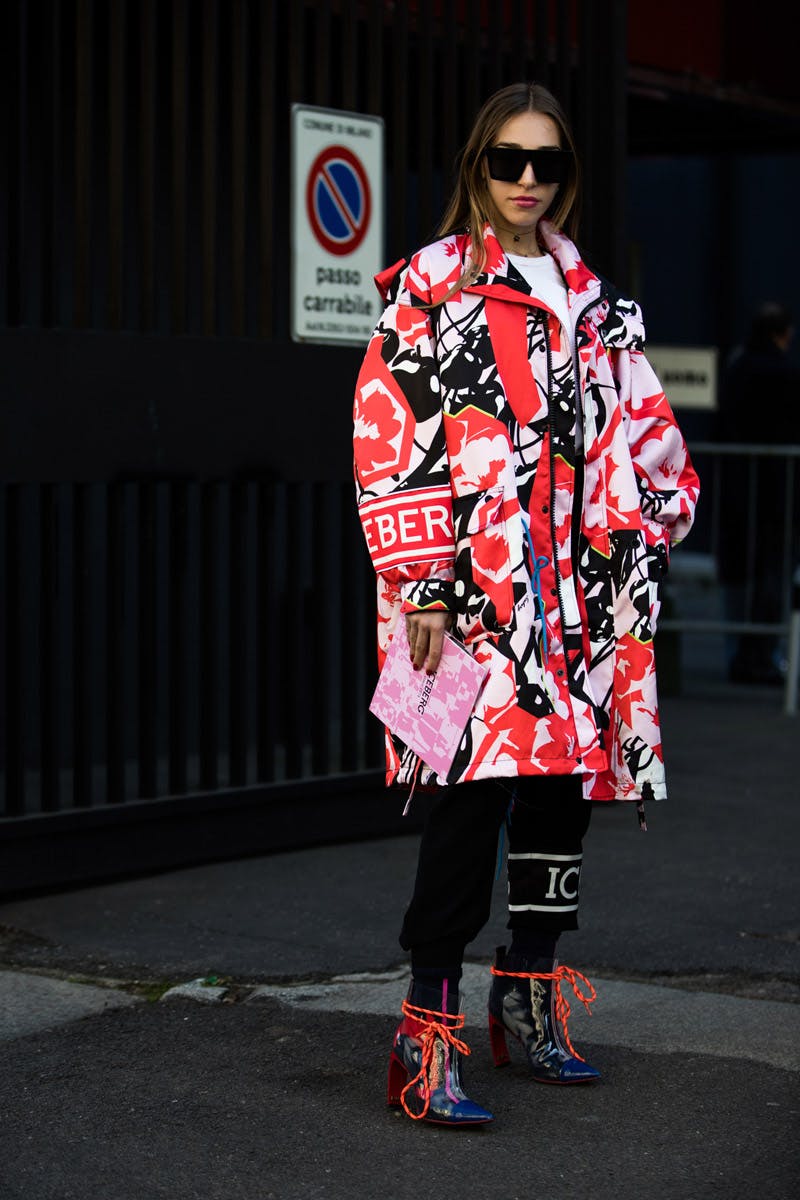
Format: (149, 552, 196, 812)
(785, 607, 800, 716)
(786, 560, 800, 716)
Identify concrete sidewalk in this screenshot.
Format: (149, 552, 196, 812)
(0, 687, 798, 1199)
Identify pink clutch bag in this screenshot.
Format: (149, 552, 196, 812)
(369, 618, 489, 779)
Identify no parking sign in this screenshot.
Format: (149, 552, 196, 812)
(291, 104, 384, 346)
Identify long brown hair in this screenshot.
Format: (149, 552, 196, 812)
(438, 82, 582, 289)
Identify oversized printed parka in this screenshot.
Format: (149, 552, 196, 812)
(353, 219, 699, 805)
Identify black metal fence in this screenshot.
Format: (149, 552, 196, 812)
(4, 440, 799, 893)
(1, 477, 382, 819)
(6, 443, 798, 817)
(661, 443, 800, 713)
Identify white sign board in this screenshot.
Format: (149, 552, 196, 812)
(647, 345, 718, 410)
(291, 104, 385, 346)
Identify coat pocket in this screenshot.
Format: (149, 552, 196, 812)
(580, 456, 611, 559)
(454, 487, 515, 631)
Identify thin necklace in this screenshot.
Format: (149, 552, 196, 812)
(511, 235, 542, 257)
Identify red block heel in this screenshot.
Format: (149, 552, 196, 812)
(488, 1011, 511, 1067)
(386, 1051, 407, 1107)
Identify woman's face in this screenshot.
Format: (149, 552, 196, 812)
(483, 110, 563, 242)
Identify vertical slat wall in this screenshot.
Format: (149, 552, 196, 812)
(0, 479, 383, 815)
(0, 1, 630, 822)
(0, 0, 628, 340)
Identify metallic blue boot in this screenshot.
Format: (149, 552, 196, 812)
(488, 945, 600, 1084)
(387, 978, 493, 1125)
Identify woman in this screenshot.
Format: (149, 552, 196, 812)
(353, 82, 699, 1127)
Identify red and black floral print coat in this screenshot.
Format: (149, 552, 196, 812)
(353, 220, 699, 803)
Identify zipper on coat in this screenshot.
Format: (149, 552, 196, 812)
(542, 316, 568, 643)
(567, 293, 598, 582)
(569, 292, 601, 450)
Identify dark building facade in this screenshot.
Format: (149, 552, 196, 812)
(1, 0, 798, 891)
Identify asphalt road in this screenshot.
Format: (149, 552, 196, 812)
(0, 687, 798, 1199)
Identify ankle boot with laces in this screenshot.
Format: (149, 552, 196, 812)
(488, 944, 600, 1084)
(387, 978, 493, 1125)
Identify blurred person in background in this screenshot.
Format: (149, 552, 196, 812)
(717, 302, 800, 685)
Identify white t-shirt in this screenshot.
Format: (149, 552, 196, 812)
(506, 251, 582, 450)
(506, 251, 572, 350)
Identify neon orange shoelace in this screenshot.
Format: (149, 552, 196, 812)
(398, 1000, 471, 1120)
(490, 963, 597, 1062)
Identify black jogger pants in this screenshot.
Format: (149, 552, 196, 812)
(399, 775, 592, 966)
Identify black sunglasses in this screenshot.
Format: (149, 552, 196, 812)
(484, 146, 572, 184)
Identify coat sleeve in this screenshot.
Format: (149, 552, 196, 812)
(353, 257, 455, 615)
(611, 343, 700, 573)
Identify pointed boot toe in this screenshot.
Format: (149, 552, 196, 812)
(557, 1056, 600, 1084)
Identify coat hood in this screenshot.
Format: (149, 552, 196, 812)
(372, 220, 646, 349)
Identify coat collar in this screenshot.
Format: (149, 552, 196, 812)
(463, 220, 603, 313)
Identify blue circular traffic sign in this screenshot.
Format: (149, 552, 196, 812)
(305, 145, 371, 256)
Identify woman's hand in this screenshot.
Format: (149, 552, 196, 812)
(405, 611, 453, 674)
